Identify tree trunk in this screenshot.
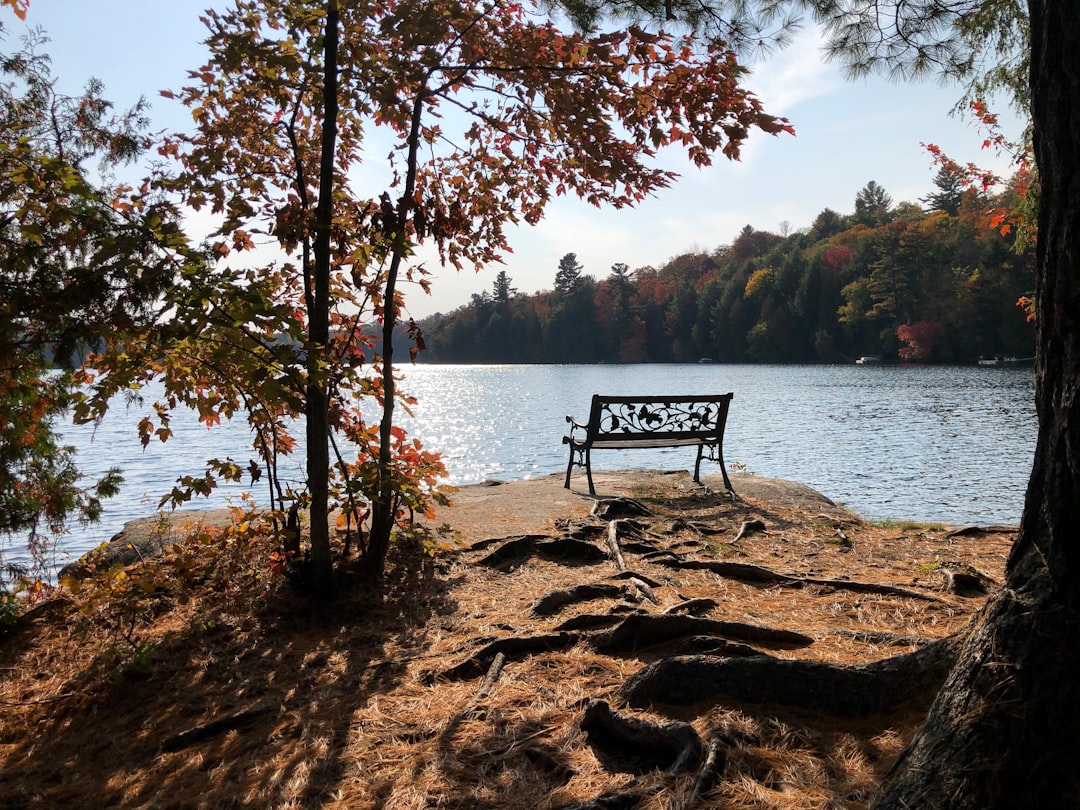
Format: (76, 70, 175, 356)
(876, 1, 1080, 805)
(305, 0, 341, 599)
(364, 91, 426, 579)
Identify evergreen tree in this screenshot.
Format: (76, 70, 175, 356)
(554, 252, 584, 292)
(492, 270, 517, 303)
(853, 180, 894, 226)
(922, 166, 965, 215)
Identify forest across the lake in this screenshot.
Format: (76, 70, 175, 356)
(416, 179, 1035, 365)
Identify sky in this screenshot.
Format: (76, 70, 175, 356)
(9, 1, 1026, 320)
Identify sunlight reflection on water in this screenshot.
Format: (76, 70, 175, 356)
(29, 363, 1035, 574)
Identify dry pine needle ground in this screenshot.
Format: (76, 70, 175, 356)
(0, 471, 1012, 809)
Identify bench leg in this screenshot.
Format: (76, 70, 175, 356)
(716, 446, 735, 499)
(564, 447, 575, 489)
(585, 449, 596, 495)
(697, 445, 736, 499)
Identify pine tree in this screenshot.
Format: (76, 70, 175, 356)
(921, 166, 964, 215)
(554, 252, 584, 292)
(853, 180, 894, 226)
(492, 270, 517, 302)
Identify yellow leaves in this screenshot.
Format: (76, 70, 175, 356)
(19, 222, 43, 245)
(743, 270, 777, 302)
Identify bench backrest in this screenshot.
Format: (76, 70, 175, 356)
(586, 393, 733, 441)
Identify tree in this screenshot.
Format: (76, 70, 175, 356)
(922, 165, 965, 215)
(0, 24, 184, 586)
(608, 262, 631, 283)
(79, 0, 793, 592)
(853, 180, 894, 226)
(873, 2, 1080, 803)
(492, 270, 517, 303)
(558, 0, 1074, 804)
(554, 252, 584, 292)
(809, 207, 846, 240)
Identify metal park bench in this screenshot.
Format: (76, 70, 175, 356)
(562, 393, 736, 496)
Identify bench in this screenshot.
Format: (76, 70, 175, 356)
(563, 393, 735, 496)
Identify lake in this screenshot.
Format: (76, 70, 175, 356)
(20, 363, 1037, 575)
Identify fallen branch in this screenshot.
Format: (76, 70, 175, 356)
(160, 705, 271, 753)
(606, 520, 629, 572)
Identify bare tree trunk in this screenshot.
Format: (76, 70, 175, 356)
(875, 1, 1080, 805)
(305, 0, 340, 598)
(364, 89, 427, 579)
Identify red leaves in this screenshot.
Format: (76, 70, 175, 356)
(896, 321, 946, 361)
(922, 100, 1033, 243)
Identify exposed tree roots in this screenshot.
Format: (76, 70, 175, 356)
(580, 699, 703, 774)
(450, 491, 988, 803)
(620, 635, 959, 715)
(651, 556, 945, 601)
(159, 705, 271, 753)
(874, 553, 1080, 807)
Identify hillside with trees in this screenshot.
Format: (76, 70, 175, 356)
(418, 176, 1035, 364)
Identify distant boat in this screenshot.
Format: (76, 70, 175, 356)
(698, 357, 713, 364)
(855, 356, 882, 365)
(978, 356, 1004, 367)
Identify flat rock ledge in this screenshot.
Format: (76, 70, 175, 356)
(59, 509, 243, 580)
(61, 470, 843, 579)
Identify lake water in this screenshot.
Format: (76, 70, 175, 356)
(15, 364, 1037, 575)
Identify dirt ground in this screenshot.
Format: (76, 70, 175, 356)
(1, 469, 1015, 809)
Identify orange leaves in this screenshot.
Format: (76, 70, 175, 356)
(1, 0, 27, 20)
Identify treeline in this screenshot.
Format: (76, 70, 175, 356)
(416, 178, 1035, 364)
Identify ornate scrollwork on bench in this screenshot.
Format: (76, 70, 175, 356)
(596, 400, 726, 435)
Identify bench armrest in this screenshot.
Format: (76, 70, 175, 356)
(565, 414, 589, 440)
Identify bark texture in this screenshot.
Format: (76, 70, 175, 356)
(876, 0, 1080, 804)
